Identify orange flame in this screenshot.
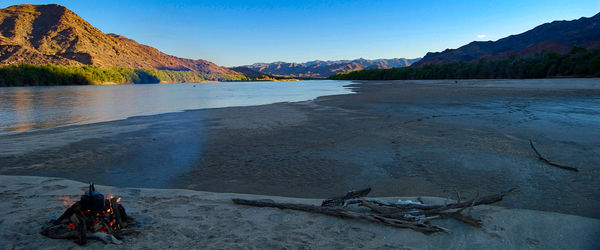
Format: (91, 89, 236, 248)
(58, 195, 75, 207)
(64, 193, 126, 232)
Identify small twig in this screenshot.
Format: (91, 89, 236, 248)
(529, 140, 578, 172)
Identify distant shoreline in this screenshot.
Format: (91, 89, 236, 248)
(331, 47, 600, 80)
(0, 64, 284, 87)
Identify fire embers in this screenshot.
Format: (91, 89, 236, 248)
(41, 183, 138, 245)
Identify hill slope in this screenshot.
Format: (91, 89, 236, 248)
(229, 66, 278, 80)
(244, 58, 420, 78)
(0, 4, 240, 75)
(414, 12, 600, 66)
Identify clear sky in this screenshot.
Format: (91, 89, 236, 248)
(2, 0, 599, 66)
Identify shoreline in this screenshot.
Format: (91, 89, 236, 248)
(1, 175, 598, 248)
(0, 79, 351, 135)
(1, 79, 599, 219)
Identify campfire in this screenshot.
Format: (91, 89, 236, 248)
(41, 183, 138, 245)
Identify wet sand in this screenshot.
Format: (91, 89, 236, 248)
(1, 79, 599, 218)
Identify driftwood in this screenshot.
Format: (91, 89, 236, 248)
(233, 198, 448, 233)
(343, 188, 516, 214)
(529, 140, 578, 172)
(321, 187, 371, 207)
(233, 188, 517, 234)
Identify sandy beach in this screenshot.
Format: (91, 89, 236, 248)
(1, 79, 599, 223)
(0, 175, 598, 249)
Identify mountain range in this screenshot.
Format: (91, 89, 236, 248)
(242, 58, 421, 78)
(1, 4, 598, 82)
(0, 4, 241, 76)
(0, 4, 419, 80)
(414, 12, 600, 66)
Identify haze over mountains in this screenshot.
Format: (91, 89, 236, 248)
(0, 4, 241, 76)
(415, 12, 600, 66)
(243, 58, 421, 78)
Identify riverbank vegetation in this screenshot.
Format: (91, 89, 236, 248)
(0, 64, 276, 86)
(330, 47, 600, 80)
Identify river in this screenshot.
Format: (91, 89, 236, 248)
(0, 80, 352, 134)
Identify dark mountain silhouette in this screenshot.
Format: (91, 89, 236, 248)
(229, 66, 275, 79)
(414, 12, 600, 66)
(0, 4, 240, 75)
(244, 58, 421, 78)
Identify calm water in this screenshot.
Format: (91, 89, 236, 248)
(0, 80, 352, 134)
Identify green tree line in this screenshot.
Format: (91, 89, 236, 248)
(330, 47, 600, 80)
(0, 64, 264, 86)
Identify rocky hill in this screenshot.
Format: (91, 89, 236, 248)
(229, 66, 276, 79)
(244, 58, 420, 78)
(0, 4, 240, 75)
(414, 12, 600, 66)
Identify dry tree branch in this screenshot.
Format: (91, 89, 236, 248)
(321, 187, 372, 207)
(232, 198, 448, 233)
(529, 140, 578, 172)
(232, 188, 517, 234)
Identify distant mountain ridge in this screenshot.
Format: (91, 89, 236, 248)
(0, 4, 240, 76)
(414, 12, 600, 66)
(243, 58, 421, 78)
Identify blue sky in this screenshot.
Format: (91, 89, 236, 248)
(2, 1, 599, 66)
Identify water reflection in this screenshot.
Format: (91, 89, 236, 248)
(0, 80, 352, 134)
(12, 88, 34, 132)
